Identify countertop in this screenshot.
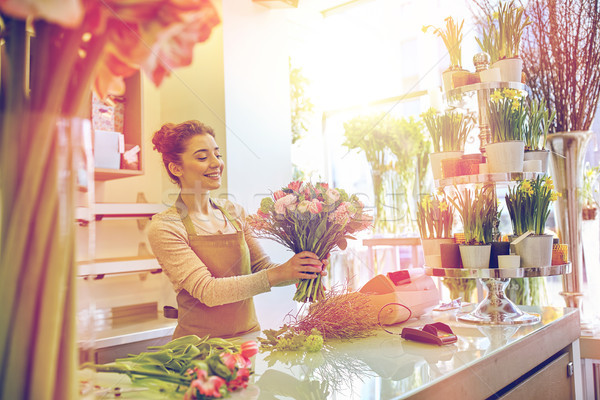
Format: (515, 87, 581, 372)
(82, 305, 580, 399)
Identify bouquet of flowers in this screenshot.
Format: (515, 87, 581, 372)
(247, 181, 372, 302)
(416, 193, 454, 239)
(505, 175, 561, 235)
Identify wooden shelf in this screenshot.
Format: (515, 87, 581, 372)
(76, 203, 167, 224)
(94, 168, 143, 181)
(77, 256, 161, 277)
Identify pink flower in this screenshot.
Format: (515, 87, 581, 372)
(318, 182, 329, 190)
(287, 180, 303, 192)
(297, 200, 311, 213)
(227, 367, 250, 391)
(308, 199, 323, 214)
(240, 341, 259, 359)
(274, 194, 297, 214)
(191, 374, 226, 398)
(328, 202, 351, 224)
(221, 353, 236, 371)
(325, 188, 340, 204)
(273, 190, 286, 201)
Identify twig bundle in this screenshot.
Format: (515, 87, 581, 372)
(290, 289, 380, 340)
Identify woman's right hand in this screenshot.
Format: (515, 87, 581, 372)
(266, 251, 325, 286)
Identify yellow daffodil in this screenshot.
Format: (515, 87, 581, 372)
(493, 11, 499, 19)
(511, 99, 520, 111)
(550, 193, 558, 201)
(490, 90, 503, 103)
(521, 180, 532, 192)
(528, 189, 534, 196)
(439, 201, 449, 212)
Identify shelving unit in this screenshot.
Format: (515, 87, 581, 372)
(435, 172, 539, 188)
(78, 256, 161, 278)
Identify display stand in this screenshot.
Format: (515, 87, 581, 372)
(426, 264, 571, 325)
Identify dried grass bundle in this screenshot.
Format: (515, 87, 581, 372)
(289, 288, 380, 340)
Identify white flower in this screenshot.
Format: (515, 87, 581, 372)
(325, 188, 340, 204)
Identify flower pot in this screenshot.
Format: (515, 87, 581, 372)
(523, 159, 542, 173)
(492, 57, 523, 82)
(441, 157, 462, 179)
(458, 158, 481, 175)
(490, 241, 510, 268)
(429, 151, 463, 180)
(479, 67, 501, 83)
(459, 244, 491, 269)
(451, 69, 471, 88)
(421, 238, 455, 268)
(441, 243, 462, 268)
(485, 141, 525, 173)
(583, 207, 597, 221)
(523, 149, 550, 173)
(512, 234, 553, 267)
(498, 255, 520, 269)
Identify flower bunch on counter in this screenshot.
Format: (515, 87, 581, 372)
(416, 192, 454, 239)
(505, 175, 561, 235)
(247, 181, 372, 302)
(82, 335, 258, 399)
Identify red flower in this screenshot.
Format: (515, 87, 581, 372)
(227, 367, 250, 391)
(287, 180, 302, 192)
(190, 374, 226, 398)
(273, 190, 286, 201)
(257, 209, 269, 219)
(318, 182, 329, 190)
(240, 340, 258, 359)
(308, 199, 323, 214)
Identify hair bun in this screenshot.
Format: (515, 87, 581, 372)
(152, 123, 175, 153)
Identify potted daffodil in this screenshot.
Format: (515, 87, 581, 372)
(523, 99, 556, 173)
(417, 192, 454, 268)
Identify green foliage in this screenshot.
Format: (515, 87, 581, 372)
(421, 108, 473, 153)
(524, 99, 556, 150)
(290, 62, 314, 144)
(416, 192, 454, 239)
(505, 175, 559, 235)
(258, 326, 324, 353)
(422, 16, 464, 68)
(447, 185, 496, 245)
(582, 162, 600, 208)
(488, 88, 527, 142)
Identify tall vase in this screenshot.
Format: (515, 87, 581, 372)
(547, 131, 593, 309)
(371, 169, 388, 234)
(0, 113, 90, 399)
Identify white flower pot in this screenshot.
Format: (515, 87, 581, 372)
(513, 234, 553, 267)
(492, 57, 523, 82)
(479, 67, 501, 83)
(429, 151, 463, 180)
(421, 238, 455, 268)
(523, 149, 550, 173)
(459, 244, 491, 269)
(523, 159, 542, 172)
(485, 141, 525, 173)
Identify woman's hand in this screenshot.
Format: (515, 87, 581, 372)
(266, 251, 328, 286)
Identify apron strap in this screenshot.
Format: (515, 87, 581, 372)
(175, 194, 242, 235)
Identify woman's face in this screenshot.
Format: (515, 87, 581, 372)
(172, 133, 224, 192)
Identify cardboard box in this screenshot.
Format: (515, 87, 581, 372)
(94, 130, 124, 170)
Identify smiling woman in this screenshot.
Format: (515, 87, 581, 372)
(148, 120, 328, 339)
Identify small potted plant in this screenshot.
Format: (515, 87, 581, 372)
(423, 17, 468, 92)
(582, 162, 600, 220)
(476, 1, 531, 82)
(523, 99, 556, 173)
(486, 88, 526, 173)
(505, 175, 560, 267)
(421, 108, 473, 180)
(417, 193, 454, 268)
(448, 185, 496, 268)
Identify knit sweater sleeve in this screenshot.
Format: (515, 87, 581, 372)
(147, 208, 272, 307)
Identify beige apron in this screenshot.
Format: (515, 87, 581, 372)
(172, 197, 260, 339)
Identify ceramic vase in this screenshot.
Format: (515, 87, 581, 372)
(523, 149, 550, 173)
(429, 151, 463, 180)
(485, 141, 525, 173)
(459, 244, 491, 269)
(492, 57, 523, 82)
(421, 238, 455, 268)
(512, 235, 554, 267)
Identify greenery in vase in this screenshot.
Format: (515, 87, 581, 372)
(442, 278, 477, 302)
(582, 162, 600, 210)
(447, 185, 496, 245)
(416, 192, 454, 239)
(422, 16, 464, 68)
(523, 99, 556, 151)
(488, 88, 527, 142)
(475, 1, 531, 62)
(387, 116, 431, 232)
(421, 108, 473, 153)
(505, 175, 560, 235)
